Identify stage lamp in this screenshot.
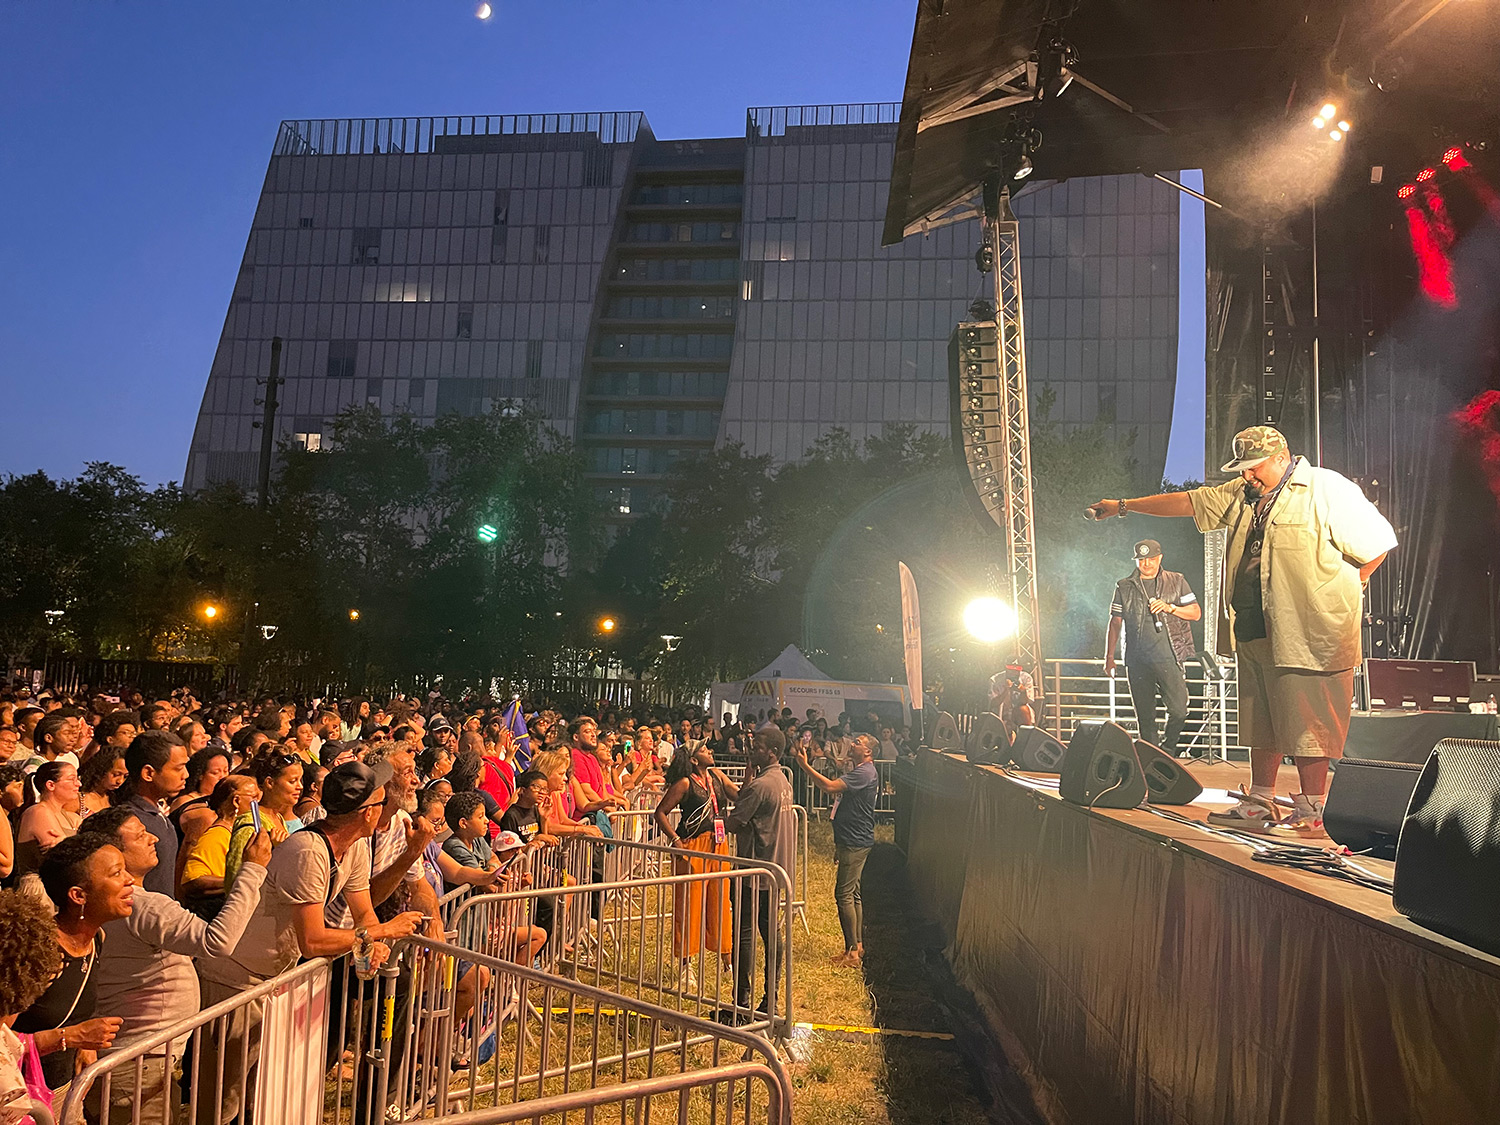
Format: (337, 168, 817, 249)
(348, 608, 361, 621)
(476, 522, 499, 543)
(963, 597, 1017, 644)
(1442, 147, 1464, 164)
(1397, 184, 1416, 200)
(1417, 167, 1436, 182)
(1312, 116, 1326, 129)
(1338, 120, 1351, 132)
(1321, 103, 1337, 119)
(1013, 154, 1034, 180)
(1329, 130, 1343, 141)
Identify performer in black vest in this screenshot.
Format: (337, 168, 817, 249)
(1105, 539, 1201, 757)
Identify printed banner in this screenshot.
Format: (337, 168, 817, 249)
(899, 562, 923, 710)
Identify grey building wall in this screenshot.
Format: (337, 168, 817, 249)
(184, 113, 646, 492)
(722, 106, 1179, 472)
(185, 107, 1180, 498)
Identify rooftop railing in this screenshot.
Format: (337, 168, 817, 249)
(273, 111, 648, 157)
(746, 102, 901, 141)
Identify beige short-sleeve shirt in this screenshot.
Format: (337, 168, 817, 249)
(1189, 460, 1397, 671)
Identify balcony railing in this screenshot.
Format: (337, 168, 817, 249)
(273, 111, 647, 157)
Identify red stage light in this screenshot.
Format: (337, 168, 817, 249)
(1403, 204, 1457, 309)
(1443, 147, 1464, 164)
(1416, 168, 1436, 182)
(1397, 184, 1416, 199)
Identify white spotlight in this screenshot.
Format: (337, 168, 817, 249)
(1320, 103, 1337, 118)
(963, 597, 1017, 644)
(1329, 130, 1343, 141)
(1337, 120, 1351, 132)
(1312, 116, 1326, 129)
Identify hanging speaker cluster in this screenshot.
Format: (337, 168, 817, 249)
(948, 321, 1006, 532)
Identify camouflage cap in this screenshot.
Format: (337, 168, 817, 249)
(1221, 425, 1288, 473)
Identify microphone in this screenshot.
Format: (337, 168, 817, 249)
(1083, 503, 1109, 521)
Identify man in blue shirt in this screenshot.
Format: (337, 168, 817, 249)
(794, 733, 879, 967)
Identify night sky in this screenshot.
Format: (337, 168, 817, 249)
(1, 0, 1204, 487)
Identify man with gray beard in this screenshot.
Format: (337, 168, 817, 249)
(326, 742, 440, 930)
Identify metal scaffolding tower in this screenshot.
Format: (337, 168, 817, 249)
(988, 187, 1043, 676)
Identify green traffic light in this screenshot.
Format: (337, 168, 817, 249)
(476, 523, 498, 543)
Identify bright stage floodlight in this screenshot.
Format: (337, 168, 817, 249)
(963, 597, 1017, 644)
(1417, 167, 1436, 182)
(476, 523, 499, 543)
(1321, 103, 1337, 119)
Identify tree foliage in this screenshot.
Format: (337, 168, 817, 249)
(3, 394, 1159, 701)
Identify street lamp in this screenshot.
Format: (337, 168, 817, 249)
(202, 604, 220, 621)
(348, 608, 361, 621)
(598, 616, 617, 633)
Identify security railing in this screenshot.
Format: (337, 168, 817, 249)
(1038, 657, 1244, 760)
(449, 833, 796, 1042)
(274, 112, 646, 157)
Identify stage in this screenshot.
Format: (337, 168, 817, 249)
(900, 749, 1500, 1124)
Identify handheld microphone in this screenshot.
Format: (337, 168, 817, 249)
(1083, 503, 1108, 521)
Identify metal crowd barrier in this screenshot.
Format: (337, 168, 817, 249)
(450, 834, 796, 1042)
(63, 924, 792, 1125)
(381, 934, 792, 1125)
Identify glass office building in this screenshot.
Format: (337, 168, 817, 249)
(185, 105, 1180, 514)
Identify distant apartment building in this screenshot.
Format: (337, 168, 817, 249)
(185, 105, 1180, 513)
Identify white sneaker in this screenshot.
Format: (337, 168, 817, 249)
(1206, 798, 1279, 833)
(1277, 794, 1328, 837)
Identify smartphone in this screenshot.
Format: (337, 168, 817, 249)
(250, 800, 263, 837)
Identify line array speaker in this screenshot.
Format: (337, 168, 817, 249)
(948, 321, 1006, 532)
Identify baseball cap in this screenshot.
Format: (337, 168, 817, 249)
(494, 830, 526, 853)
(1133, 539, 1163, 560)
(319, 740, 354, 768)
(1221, 425, 1288, 473)
(322, 760, 393, 815)
(428, 717, 453, 733)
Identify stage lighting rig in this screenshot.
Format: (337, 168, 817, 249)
(1311, 103, 1350, 141)
(1033, 33, 1078, 101)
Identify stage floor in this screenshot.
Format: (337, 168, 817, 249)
(902, 750, 1500, 1123)
(992, 756, 1500, 968)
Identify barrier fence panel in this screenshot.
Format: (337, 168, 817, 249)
(796, 760, 899, 820)
(449, 834, 795, 1042)
(379, 934, 793, 1125)
(61, 957, 333, 1125)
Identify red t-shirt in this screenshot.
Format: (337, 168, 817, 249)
(478, 757, 516, 836)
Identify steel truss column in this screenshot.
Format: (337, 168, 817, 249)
(987, 190, 1043, 677)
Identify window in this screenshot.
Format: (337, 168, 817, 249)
(299, 217, 314, 229)
(630, 182, 743, 206)
(1097, 383, 1117, 423)
(491, 190, 509, 263)
(535, 225, 551, 264)
(366, 378, 383, 405)
(615, 257, 738, 282)
(408, 378, 425, 404)
(293, 432, 322, 451)
(457, 303, 474, 340)
(352, 228, 381, 265)
(327, 341, 358, 379)
(582, 146, 613, 187)
(526, 340, 543, 380)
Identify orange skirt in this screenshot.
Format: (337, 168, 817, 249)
(672, 831, 733, 959)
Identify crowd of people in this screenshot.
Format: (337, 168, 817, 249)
(0, 683, 889, 1123)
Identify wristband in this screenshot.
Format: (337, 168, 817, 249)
(1116, 499, 1127, 518)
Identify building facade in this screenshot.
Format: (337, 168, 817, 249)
(185, 105, 1180, 512)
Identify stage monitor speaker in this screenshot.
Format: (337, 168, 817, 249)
(1393, 739, 1500, 953)
(928, 711, 962, 752)
(1010, 726, 1066, 773)
(1133, 740, 1204, 805)
(1059, 721, 1147, 809)
(965, 712, 1011, 764)
(1323, 757, 1424, 859)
